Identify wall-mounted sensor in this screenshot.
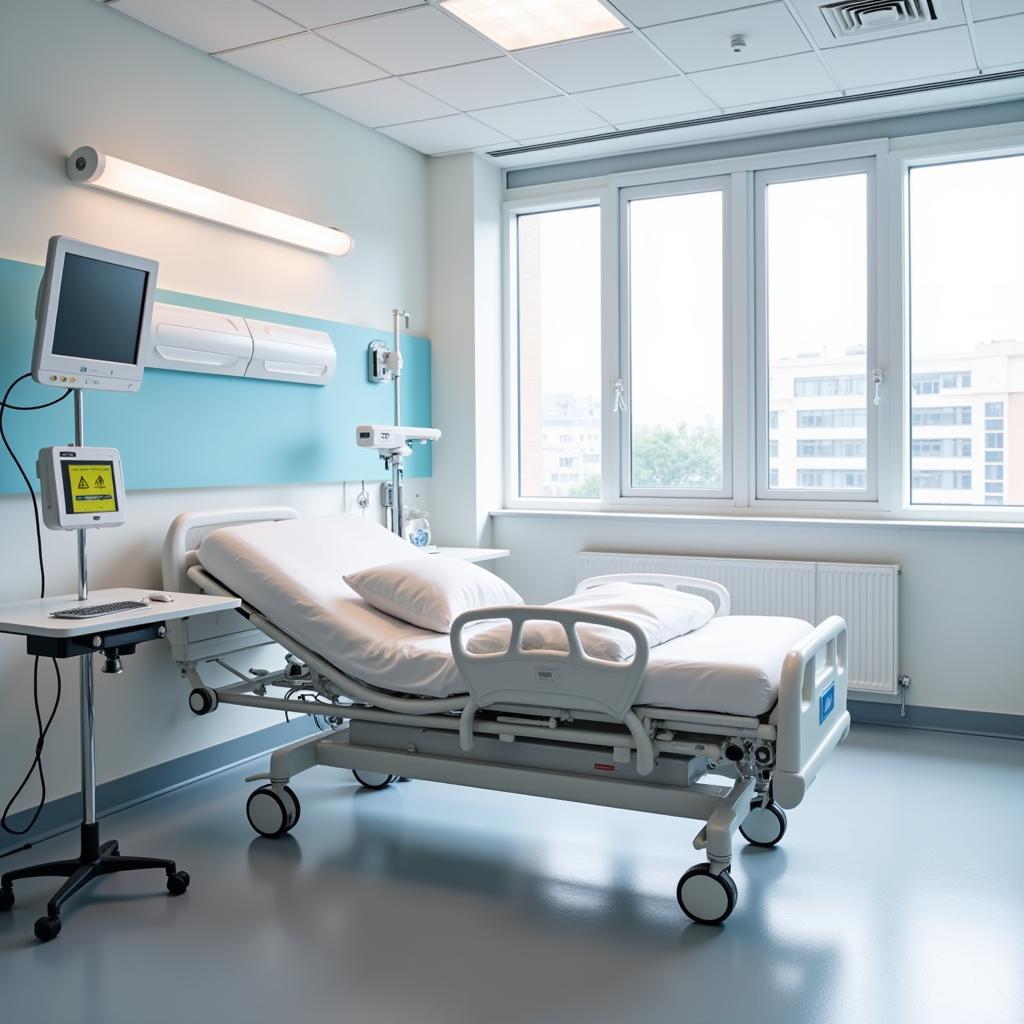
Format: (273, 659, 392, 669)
(730, 33, 747, 53)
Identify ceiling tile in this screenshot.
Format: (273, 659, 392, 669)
(646, 3, 811, 73)
(308, 76, 457, 126)
(575, 77, 717, 125)
(317, 5, 501, 74)
(609, 0, 767, 28)
(110, 0, 299, 53)
(218, 32, 384, 92)
(515, 32, 677, 92)
(471, 96, 609, 139)
(971, 0, 1024, 19)
(404, 57, 557, 110)
(973, 13, 1024, 68)
(688, 52, 836, 106)
(787, 0, 967, 48)
(379, 114, 511, 153)
(821, 26, 977, 89)
(261, 1, 423, 29)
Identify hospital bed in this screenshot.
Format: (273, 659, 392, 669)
(162, 508, 850, 924)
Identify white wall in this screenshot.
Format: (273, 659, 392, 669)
(0, 0, 429, 813)
(426, 154, 503, 546)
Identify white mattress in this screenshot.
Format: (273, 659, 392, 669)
(198, 514, 812, 718)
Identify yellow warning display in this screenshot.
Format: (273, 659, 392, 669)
(68, 463, 117, 514)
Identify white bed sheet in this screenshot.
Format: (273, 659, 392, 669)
(198, 514, 811, 718)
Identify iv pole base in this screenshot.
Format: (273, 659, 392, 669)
(0, 822, 189, 942)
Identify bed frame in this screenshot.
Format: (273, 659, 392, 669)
(162, 507, 851, 924)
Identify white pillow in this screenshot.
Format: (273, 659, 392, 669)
(466, 582, 715, 662)
(344, 556, 523, 634)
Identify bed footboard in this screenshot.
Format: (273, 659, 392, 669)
(451, 606, 655, 774)
(771, 615, 850, 809)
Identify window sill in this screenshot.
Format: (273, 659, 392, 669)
(490, 507, 1024, 533)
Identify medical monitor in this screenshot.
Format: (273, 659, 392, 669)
(32, 235, 158, 393)
(37, 446, 127, 530)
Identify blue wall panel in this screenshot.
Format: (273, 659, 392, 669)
(0, 257, 431, 492)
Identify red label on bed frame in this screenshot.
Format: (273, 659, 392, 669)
(593, 763, 616, 772)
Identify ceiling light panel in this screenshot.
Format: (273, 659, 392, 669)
(440, 0, 625, 50)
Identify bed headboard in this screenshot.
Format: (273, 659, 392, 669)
(162, 506, 298, 664)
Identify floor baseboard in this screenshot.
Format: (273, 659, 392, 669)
(848, 699, 1024, 739)
(1, 717, 316, 858)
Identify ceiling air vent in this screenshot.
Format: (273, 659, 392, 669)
(819, 0, 940, 38)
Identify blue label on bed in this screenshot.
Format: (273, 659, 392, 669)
(819, 683, 836, 724)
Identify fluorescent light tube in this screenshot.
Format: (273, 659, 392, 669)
(66, 147, 353, 257)
(440, 0, 624, 50)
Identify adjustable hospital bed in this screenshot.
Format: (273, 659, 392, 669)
(162, 508, 850, 924)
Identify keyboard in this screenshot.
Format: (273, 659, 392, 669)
(49, 600, 151, 619)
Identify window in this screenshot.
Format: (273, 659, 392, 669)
(911, 471, 972, 490)
(514, 205, 601, 499)
(623, 181, 727, 494)
(910, 406, 972, 426)
(797, 470, 866, 488)
(794, 376, 866, 396)
(908, 153, 1024, 506)
(911, 372, 971, 394)
(797, 439, 867, 458)
(506, 138, 1024, 521)
(796, 409, 867, 429)
(910, 438, 971, 458)
(759, 166, 871, 497)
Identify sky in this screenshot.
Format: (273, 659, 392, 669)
(522, 152, 1024, 429)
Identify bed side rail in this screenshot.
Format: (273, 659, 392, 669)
(451, 606, 656, 774)
(772, 615, 851, 810)
(575, 573, 731, 617)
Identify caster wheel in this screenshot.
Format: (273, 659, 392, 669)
(740, 799, 788, 848)
(34, 916, 62, 942)
(0, 888, 14, 912)
(279, 785, 301, 831)
(353, 770, 397, 790)
(167, 870, 190, 897)
(676, 864, 738, 925)
(246, 786, 290, 838)
(188, 687, 218, 716)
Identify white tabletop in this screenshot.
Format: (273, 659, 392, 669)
(0, 588, 241, 639)
(434, 547, 510, 563)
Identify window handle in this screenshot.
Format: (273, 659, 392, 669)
(872, 368, 883, 407)
(613, 378, 628, 413)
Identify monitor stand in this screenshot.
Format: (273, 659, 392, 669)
(0, 390, 189, 942)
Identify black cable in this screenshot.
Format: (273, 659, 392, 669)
(0, 373, 71, 841)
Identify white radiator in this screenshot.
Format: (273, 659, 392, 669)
(575, 552, 899, 696)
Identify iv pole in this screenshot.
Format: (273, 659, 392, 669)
(388, 308, 409, 539)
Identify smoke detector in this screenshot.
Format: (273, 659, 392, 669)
(819, 0, 940, 38)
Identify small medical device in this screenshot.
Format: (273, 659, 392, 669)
(36, 446, 127, 530)
(32, 235, 157, 393)
(356, 424, 441, 457)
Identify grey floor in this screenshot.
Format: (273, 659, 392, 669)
(1, 725, 1022, 1024)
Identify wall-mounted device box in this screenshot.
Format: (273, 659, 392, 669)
(147, 302, 335, 385)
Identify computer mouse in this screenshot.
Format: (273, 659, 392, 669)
(147, 593, 174, 603)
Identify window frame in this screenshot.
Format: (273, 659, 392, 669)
(752, 157, 882, 507)
(503, 190, 607, 512)
(617, 174, 735, 503)
(502, 127, 1024, 523)
(893, 132, 1024, 521)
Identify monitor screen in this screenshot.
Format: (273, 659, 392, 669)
(50, 253, 149, 366)
(60, 459, 119, 515)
